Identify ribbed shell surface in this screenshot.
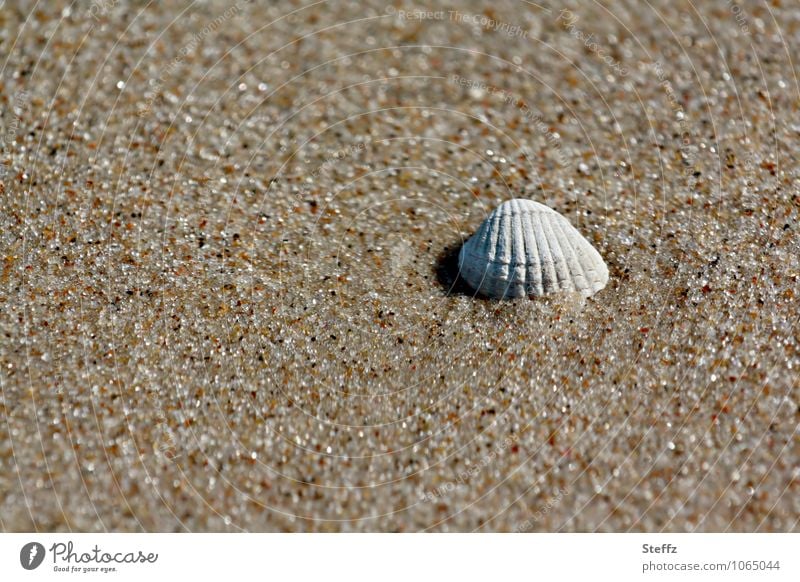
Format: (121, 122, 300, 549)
(458, 199, 609, 299)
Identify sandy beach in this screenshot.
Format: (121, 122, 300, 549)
(1, 0, 798, 531)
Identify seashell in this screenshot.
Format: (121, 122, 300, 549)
(457, 198, 608, 299)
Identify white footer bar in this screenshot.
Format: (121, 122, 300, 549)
(2, 533, 797, 581)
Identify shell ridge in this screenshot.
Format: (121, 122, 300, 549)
(533, 212, 559, 292)
(486, 208, 501, 263)
(567, 217, 604, 279)
(512, 199, 527, 291)
(520, 204, 542, 295)
(541, 213, 571, 291)
(471, 208, 500, 296)
(549, 217, 580, 290)
(587, 241, 609, 291)
(510, 199, 528, 296)
(503, 204, 516, 296)
(474, 217, 491, 252)
(461, 213, 489, 292)
(553, 217, 590, 291)
(492, 208, 507, 294)
(563, 217, 608, 292)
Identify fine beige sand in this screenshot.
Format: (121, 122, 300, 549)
(1, 0, 798, 531)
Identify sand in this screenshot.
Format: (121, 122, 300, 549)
(0, 0, 798, 532)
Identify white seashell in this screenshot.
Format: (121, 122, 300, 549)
(458, 198, 609, 299)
